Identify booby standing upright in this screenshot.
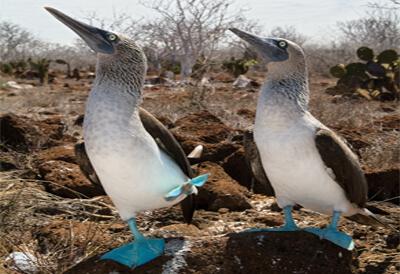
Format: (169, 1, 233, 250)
(230, 28, 385, 250)
(45, 7, 208, 268)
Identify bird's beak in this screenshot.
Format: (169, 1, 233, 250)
(45, 7, 115, 54)
(229, 28, 269, 48)
(229, 28, 287, 62)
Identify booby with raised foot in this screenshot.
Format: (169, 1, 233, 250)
(45, 7, 208, 268)
(230, 28, 388, 250)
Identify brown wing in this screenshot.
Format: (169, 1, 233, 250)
(315, 128, 367, 207)
(138, 108, 196, 223)
(74, 142, 101, 186)
(243, 131, 274, 196)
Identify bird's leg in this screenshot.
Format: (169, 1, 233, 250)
(101, 218, 165, 268)
(245, 205, 299, 232)
(304, 211, 354, 250)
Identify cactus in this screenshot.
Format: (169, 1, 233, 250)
(357, 47, 374, 61)
(377, 50, 398, 64)
(328, 47, 399, 101)
(223, 57, 258, 77)
(29, 58, 51, 85)
(330, 64, 346, 78)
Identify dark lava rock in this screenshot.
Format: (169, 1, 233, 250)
(385, 232, 400, 249)
(0, 153, 18, 171)
(171, 111, 241, 162)
(65, 232, 353, 274)
(0, 113, 42, 152)
(366, 169, 400, 204)
(38, 160, 105, 198)
(222, 147, 253, 189)
(0, 160, 17, 171)
(196, 161, 252, 211)
(0, 113, 67, 152)
(173, 110, 233, 144)
(34, 144, 77, 165)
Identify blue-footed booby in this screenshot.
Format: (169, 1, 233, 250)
(45, 7, 208, 268)
(230, 28, 387, 250)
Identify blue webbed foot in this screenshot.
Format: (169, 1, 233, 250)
(304, 227, 354, 250)
(101, 238, 165, 268)
(304, 211, 354, 250)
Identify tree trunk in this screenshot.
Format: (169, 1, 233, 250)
(180, 56, 195, 80)
(66, 63, 71, 78)
(40, 71, 48, 85)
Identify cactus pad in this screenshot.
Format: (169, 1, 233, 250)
(357, 47, 374, 61)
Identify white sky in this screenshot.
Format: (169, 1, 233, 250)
(0, 0, 372, 45)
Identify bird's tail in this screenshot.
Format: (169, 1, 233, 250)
(188, 145, 203, 159)
(187, 145, 203, 165)
(346, 208, 395, 230)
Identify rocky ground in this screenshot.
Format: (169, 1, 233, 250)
(0, 73, 399, 274)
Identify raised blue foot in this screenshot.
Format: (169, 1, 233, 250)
(246, 206, 300, 232)
(101, 218, 165, 268)
(304, 211, 354, 250)
(165, 173, 209, 201)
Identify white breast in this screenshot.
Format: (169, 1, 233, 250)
(84, 88, 187, 220)
(254, 107, 358, 216)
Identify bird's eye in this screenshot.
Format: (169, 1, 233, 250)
(108, 33, 118, 41)
(278, 40, 287, 49)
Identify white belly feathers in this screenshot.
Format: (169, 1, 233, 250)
(254, 115, 357, 216)
(83, 89, 187, 220)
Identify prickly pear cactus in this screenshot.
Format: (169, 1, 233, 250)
(29, 58, 51, 85)
(223, 57, 258, 77)
(328, 47, 399, 101)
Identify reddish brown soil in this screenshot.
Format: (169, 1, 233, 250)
(0, 74, 399, 273)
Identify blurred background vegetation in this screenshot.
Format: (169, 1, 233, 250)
(0, 0, 398, 100)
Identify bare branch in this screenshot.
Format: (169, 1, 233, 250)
(140, 0, 247, 79)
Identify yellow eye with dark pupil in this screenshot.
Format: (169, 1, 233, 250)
(108, 34, 117, 41)
(278, 41, 287, 48)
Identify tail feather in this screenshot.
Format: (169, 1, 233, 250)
(188, 145, 203, 159)
(187, 145, 203, 165)
(346, 209, 395, 230)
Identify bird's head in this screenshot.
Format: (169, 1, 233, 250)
(45, 7, 146, 93)
(229, 28, 306, 80)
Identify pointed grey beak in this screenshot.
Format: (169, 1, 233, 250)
(229, 28, 288, 62)
(229, 28, 268, 48)
(45, 7, 115, 54)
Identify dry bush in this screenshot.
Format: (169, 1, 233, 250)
(0, 171, 126, 273)
(337, 2, 400, 52)
(269, 25, 308, 46)
(309, 83, 399, 171)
